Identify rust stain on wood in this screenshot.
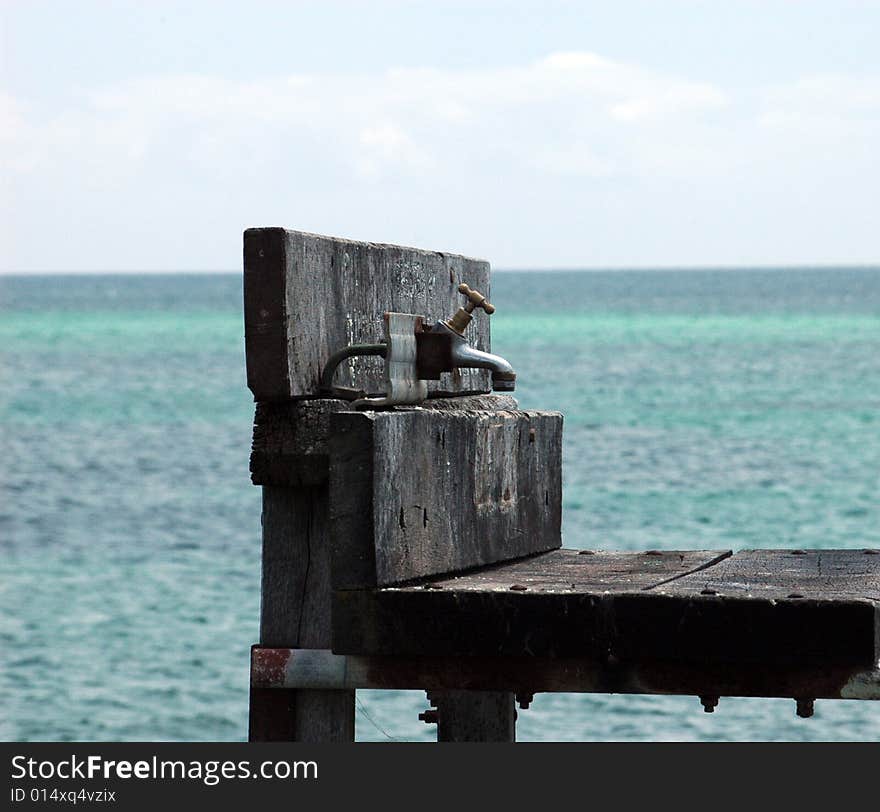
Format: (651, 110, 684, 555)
(251, 646, 292, 689)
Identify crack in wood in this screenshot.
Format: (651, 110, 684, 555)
(641, 550, 734, 591)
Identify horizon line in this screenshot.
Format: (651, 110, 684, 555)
(2, 262, 880, 277)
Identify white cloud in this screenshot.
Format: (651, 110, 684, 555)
(610, 85, 726, 122)
(762, 75, 880, 114)
(1, 53, 732, 184)
(1, 53, 878, 269)
(758, 74, 880, 141)
(0, 93, 39, 172)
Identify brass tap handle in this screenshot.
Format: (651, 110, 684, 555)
(446, 283, 495, 334)
(458, 283, 495, 315)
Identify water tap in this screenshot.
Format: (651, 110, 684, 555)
(416, 284, 517, 392)
(320, 282, 516, 406)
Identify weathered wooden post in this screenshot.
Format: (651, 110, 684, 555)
(329, 406, 562, 741)
(244, 228, 555, 741)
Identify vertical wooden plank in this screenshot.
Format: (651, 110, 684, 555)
(248, 687, 296, 742)
(249, 485, 355, 742)
(435, 691, 516, 742)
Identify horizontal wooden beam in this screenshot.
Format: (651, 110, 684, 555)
(329, 408, 563, 588)
(250, 394, 519, 486)
(251, 647, 880, 701)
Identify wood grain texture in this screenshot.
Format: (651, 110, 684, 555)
(244, 228, 492, 400)
(332, 549, 880, 667)
(389, 548, 731, 594)
(329, 409, 563, 589)
(250, 400, 349, 487)
(662, 548, 880, 601)
(250, 395, 519, 486)
(260, 486, 335, 647)
(255, 486, 354, 742)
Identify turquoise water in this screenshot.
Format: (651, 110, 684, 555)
(2, 269, 879, 742)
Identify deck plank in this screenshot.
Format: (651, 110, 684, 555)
(659, 549, 880, 601)
(332, 549, 880, 667)
(389, 548, 732, 593)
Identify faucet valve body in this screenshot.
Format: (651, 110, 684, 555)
(446, 283, 496, 335)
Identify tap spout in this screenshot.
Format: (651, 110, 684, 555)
(437, 322, 516, 391)
(450, 342, 516, 391)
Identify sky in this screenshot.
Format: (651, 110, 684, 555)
(1, 0, 879, 272)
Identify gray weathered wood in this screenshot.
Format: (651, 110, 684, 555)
(244, 228, 492, 401)
(663, 548, 880, 601)
(250, 395, 518, 486)
(329, 408, 563, 589)
(245, 229, 527, 742)
(415, 394, 519, 413)
(245, 228, 518, 742)
(250, 400, 349, 487)
(385, 548, 731, 594)
(250, 485, 354, 742)
(332, 549, 880, 666)
(259, 486, 331, 646)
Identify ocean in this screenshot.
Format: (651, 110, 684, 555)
(2, 268, 879, 742)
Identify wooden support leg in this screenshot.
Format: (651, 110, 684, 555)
(249, 485, 355, 742)
(434, 691, 516, 742)
(248, 686, 295, 741)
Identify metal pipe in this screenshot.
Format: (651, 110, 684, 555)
(319, 343, 386, 397)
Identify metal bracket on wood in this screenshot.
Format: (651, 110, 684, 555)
(352, 313, 428, 409)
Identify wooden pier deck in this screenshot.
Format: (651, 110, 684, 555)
(251, 548, 880, 708)
(244, 229, 880, 741)
(335, 549, 880, 665)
